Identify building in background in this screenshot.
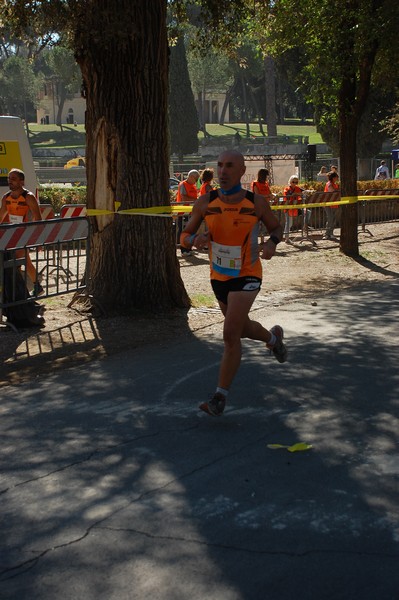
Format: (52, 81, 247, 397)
(36, 83, 85, 125)
(194, 92, 229, 124)
(37, 84, 228, 127)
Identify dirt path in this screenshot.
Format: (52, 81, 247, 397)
(1, 223, 398, 386)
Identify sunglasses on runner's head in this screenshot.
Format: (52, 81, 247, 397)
(292, 180, 298, 183)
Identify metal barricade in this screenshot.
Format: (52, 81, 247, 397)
(360, 190, 399, 234)
(0, 217, 90, 326)
(60, 204, 87, 218)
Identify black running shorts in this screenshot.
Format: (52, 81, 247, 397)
(211, 276, 262, 305)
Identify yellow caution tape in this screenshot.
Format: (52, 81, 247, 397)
(86, 204, 195, 217)
(267, 442, 313, 452)
(272, 196, 356, 210)
(357, 194, 399, 201)
(86, 208, 115, 215)
(85, 194, 399, 217)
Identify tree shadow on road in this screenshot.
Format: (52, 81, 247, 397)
(1, 280, 399, 598)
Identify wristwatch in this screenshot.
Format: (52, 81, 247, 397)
(269, 235, 281, 245)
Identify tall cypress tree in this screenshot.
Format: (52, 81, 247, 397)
(169, 35, 199, 162)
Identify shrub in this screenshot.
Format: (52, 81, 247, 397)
(357, 179, 399, 191)
(39, 186, 87, 215)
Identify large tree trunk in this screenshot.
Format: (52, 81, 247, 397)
(219, 85, 233, 125)
(248, 85, 265, 136)
(339, 118, 359, 257)
(240, 72, 250, 138)
(338, 74, 359, 257)
(56, 86, 66, 128)
(264, 56, 277, 137)
(74, 0, 189, 311)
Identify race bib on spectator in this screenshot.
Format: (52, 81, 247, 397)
(9, 214, 24, 224)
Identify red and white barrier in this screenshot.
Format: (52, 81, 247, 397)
(60, 204, 87, 218)
(0, 218, 89, 251)
(39, 204, 56, 220)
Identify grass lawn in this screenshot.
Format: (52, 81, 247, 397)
(201, 122, 323, 144)
(28, 123, 86, 149)
(27, 120, 322, 150)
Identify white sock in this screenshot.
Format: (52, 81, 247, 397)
(216, 387, 229, 398)
(268, 332, 277, 346)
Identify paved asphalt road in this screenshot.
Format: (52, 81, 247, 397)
(1, 280, 398, 600)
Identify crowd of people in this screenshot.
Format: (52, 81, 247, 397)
(174, 162, 344, 251)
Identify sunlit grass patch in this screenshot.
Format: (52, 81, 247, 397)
(190, 293, 216, 308)
(360, 249, 387, 262)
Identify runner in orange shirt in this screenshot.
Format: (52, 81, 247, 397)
(180, 150, 287, 417)
(0, 168, 44, 295)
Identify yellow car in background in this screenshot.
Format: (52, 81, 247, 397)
(64, 156, 86, 169)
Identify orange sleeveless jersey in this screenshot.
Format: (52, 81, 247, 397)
(204, 191, 262, 281)
(200, 182, 213, 195)
(176, 181, 198, 203)
(251, 181, 271, 197)
(4, 190, 30, 223)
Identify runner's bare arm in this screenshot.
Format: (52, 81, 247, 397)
(0, 196, 7, 223)
(180, 196, 210, 250)
(26, 193, 41, 221)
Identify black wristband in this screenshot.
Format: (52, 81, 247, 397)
(269, 235, 281, 246)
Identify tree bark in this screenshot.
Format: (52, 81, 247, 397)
(240, 72, 250, 138)
(248, 85, 265, 136)
(338, 76, 359, 257)
(264, 56, 277, 137)
(56, 86, 66, 128)
(73, 0, 189, 311)
(219, 85, 233, 125)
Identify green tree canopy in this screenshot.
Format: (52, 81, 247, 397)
(259, 0, 396, 255)
(43, 45, 81, 126)
(383, 92, 399, 145)
(0, 54, 40, 120)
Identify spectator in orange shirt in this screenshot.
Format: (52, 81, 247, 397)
(323, 171, 340, 240)
(283, 175, 302, 244)
(199, 168, 214, 195)
(251, 168, 271, 198)
(252, 169, 273, 244)
(176, 170, 199, 256)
